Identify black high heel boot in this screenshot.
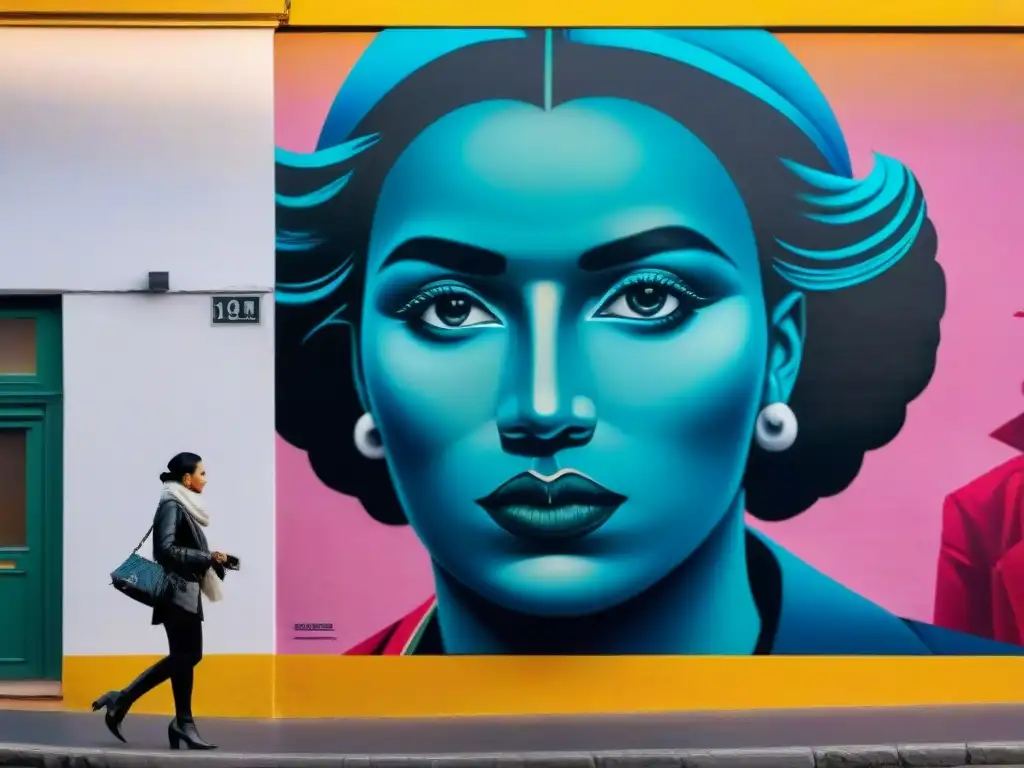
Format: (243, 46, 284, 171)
(168, 717, 217, 750)
(91, 691, 128, 743)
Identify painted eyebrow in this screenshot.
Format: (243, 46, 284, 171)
(578, 226, 730, 272)
(378, 237, 506, 276)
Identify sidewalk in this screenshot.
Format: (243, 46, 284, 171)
(1, 704, 1024, 764)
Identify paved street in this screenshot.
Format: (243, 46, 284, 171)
(1, 705, 1024, 754)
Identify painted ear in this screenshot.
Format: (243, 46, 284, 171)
(763, 291, 806, 405)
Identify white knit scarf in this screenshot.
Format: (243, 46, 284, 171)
(161, 482, 224, 603)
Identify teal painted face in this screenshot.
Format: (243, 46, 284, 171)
(360, 97, 775, 617)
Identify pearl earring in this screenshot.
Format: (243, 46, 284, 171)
(353, 412, 385, 460)
(754, 402, 798, 452)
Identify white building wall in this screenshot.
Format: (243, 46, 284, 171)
(0, 27, 274, 293)
(0, 27, 276, 656)
(62, 294, 275, 655)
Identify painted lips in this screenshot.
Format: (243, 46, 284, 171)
(476, 469, 627, 542)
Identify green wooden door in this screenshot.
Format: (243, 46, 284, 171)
(0, 408, 46, 679)
(0, 302, 62, 682)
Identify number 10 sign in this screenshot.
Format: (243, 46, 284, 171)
(211, 295, 261, 325)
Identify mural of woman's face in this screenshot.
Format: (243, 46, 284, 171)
(360, 96, 776, 617)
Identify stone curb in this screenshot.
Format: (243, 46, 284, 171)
(0, 741, 1022, 768)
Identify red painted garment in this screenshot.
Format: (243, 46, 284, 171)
(345, 597, 437, 655)
(934, 455, 1024, 645)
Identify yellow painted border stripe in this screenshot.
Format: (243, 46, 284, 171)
(0, 0, 285, 26)
(63, 655, 275, 718)
(285, 0, 1024, 28)
(0, 17, 281, 26)
(3, 0, 1020, 28)
(65, 655, 1024, 719)
(0, 0, 282, 12)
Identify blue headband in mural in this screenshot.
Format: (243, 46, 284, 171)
(278, 28, 925, 295)
(317, 29, 854, 176)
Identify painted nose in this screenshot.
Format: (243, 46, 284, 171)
(498, 394, 598, 458)
(496, 281, 597, 458)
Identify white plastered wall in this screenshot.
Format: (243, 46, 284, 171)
(62, 294, 275, 655)
(0, 27, 276, 656)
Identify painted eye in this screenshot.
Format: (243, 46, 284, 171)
(420, 292, 500, 329)
(598, 284, 681, 321)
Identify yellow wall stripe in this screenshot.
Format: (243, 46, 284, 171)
(285, 0, 1024, 28)
(0, 0, 282, 12)
(6, 0, 1018, 27)
(0, 0, 285, 25)
(64, 655, 1024, 719)
(63, 655, 274, 718)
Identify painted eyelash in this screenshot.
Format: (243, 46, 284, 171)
(395, 283, 475, 316)
(603, 271, 709, 306)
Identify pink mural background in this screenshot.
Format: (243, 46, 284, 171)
(275, 32, 1024, 654)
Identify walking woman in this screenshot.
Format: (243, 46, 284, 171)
(93, 452, 235, 750)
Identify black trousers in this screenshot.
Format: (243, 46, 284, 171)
(121, 608, 203, 719)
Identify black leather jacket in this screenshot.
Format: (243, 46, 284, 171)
(151, 498, 224, 624)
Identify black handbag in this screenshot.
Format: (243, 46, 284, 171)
(110, 525, 175, 608)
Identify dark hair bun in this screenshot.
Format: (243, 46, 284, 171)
(159, 453, 203, 485)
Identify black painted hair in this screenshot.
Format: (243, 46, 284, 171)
(275, 34, 945, 525)
(159, 452, 203, 484)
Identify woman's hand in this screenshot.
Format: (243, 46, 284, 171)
(211, 551, 228, 565)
